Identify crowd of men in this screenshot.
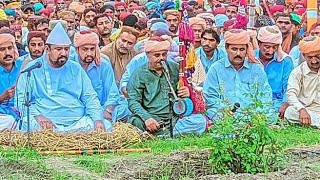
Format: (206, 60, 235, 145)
(0, 0, 319, 137)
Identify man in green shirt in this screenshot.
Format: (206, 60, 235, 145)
(127, 36, 207, 136)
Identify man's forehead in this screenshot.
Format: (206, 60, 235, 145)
(0, 42, 13, 48)
(119, 32, 136, 42)
(29, 37, 45, 42)
(276, 16, 290, 22)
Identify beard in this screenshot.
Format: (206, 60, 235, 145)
(87, 21, 95, 28)
(49, 56, 68, 68)
(82, 56, 94, 64)
(67, 30, 76, 38)
(31, 50, 43, 59)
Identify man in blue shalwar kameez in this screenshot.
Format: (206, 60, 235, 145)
(16, 22, 112, 132)
(72, 30, 130, 122)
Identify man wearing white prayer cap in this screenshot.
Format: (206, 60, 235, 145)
(15, 22, 112, 132)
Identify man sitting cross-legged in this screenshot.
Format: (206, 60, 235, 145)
(285, 36, 320, 127)
(72, 30, 130, 122)
(16, 23, 112, 132)
(127, 36, 206, 136)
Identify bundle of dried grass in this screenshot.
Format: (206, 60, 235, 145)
(0, 123, 141, 151)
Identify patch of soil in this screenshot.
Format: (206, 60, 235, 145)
(45, 157, 102, 180)
(105, 147, 320, 180)
(0, 159, 52, 180)
(105, 149, 212, 180)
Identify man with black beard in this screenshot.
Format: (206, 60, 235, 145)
(94, 13, 114, 47)
(163, 9, 180, 36)
(73, 30, 130, 122)
(17, 31, 46, 69)
(82, 8, 98, 31)
(16, 22, 111, 132)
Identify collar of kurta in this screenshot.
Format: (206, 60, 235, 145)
(224, 57, 250, 69)
(0, 61, 17, 73)
(301, 61, 320, 75)
(76, 54, 98, 71)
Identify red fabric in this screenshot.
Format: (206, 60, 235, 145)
(293, 1, 306, 8)
(39, 8, 54, 16)
(269, 5, 285, 16)
(213, 7, 226, 15)
(128, 6, 143, 12)
(296, 8, 306, 16)
(115, 2, 127, 9)
(119, 12, 131, 22)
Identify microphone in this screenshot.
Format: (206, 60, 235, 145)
(21, 62, 42, 74)
(231, 103, 240, 113)
(160, 60, 169, 74)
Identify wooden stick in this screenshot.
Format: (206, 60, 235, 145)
(38, 148, 152, 155)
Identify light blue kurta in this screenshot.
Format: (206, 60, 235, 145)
(195, 47, 227, 73)
(70, 54, 130, 122)
(15, 54, 112, 132)
(0, 59, 22, 119)
(203, 57, 275, 122)
(289, 45, 302, 67)
(254, 49, 294, 111)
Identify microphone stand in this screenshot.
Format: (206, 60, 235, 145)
(24, 71, 32, 146)
(162, 62, 176, 139)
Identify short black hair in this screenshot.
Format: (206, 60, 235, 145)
(274, 13, 294, 24)
(201, 28, 220, 44)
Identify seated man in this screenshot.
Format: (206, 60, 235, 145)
(72, 30, 130, 122)
(255, 25, 294, 118)
(17, 31, 46, 69)
(0, 33, 21, 130)
(16, 23, 112, 132)
(203, 29, 275, 122)
(127, 36, 206, 136)
(285, 36, 320, 127)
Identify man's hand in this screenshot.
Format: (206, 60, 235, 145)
(95, 120, 106, 131)
(278, 102, 289, 119)
(103, 111, 112, 121)
(0, 86, 15, 102)
(145, 118, 160, 133)
(177, 86, 190, 98)
(299, 108, 311, 126)
(121, 87, 128, 98)
(35, 115, 56, 130)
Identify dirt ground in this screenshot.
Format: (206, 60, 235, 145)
(2, 147, 320, 180)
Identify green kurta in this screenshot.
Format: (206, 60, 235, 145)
(127, 61, 179, 132)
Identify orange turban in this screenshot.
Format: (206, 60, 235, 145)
(299, 36, 320, 54)
(257, 25, 288, 61)
(189, 17, 206, 30)
(145, 35, 172, 53)
(74, 30, 101, 65)
(0, 34, 19, 61)
(224, 29, 259, 63)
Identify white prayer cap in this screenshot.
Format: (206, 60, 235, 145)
(46, 22, 71, 46)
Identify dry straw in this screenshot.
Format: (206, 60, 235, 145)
(0, 123, 142, 151)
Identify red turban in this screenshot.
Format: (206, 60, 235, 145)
(74, 30, 101, 65)
(270, 5, 285, 16)
(39, 9, 54, 16)
(119, 12, 131, 22)
(293, 1, 306, 8)
(213, 7, 226, 15)
(115, 2, 127, 9)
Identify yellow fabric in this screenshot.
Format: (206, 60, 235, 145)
(0, 9, 7, 20)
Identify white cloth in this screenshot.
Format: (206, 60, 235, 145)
(285, 61, 320, 126)
(0, 114, 15, 130)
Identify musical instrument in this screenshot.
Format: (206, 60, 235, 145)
(173, 1, 206, 117)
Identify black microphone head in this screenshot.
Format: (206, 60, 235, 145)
(234, 103, 240, 108)
(36, 62, 42, 68)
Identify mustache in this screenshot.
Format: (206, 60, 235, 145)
(234, 56, 242, 59)
(57, 56, 67, 61)
(3, 55, 13, 60)
(33, 50, 41, 54)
